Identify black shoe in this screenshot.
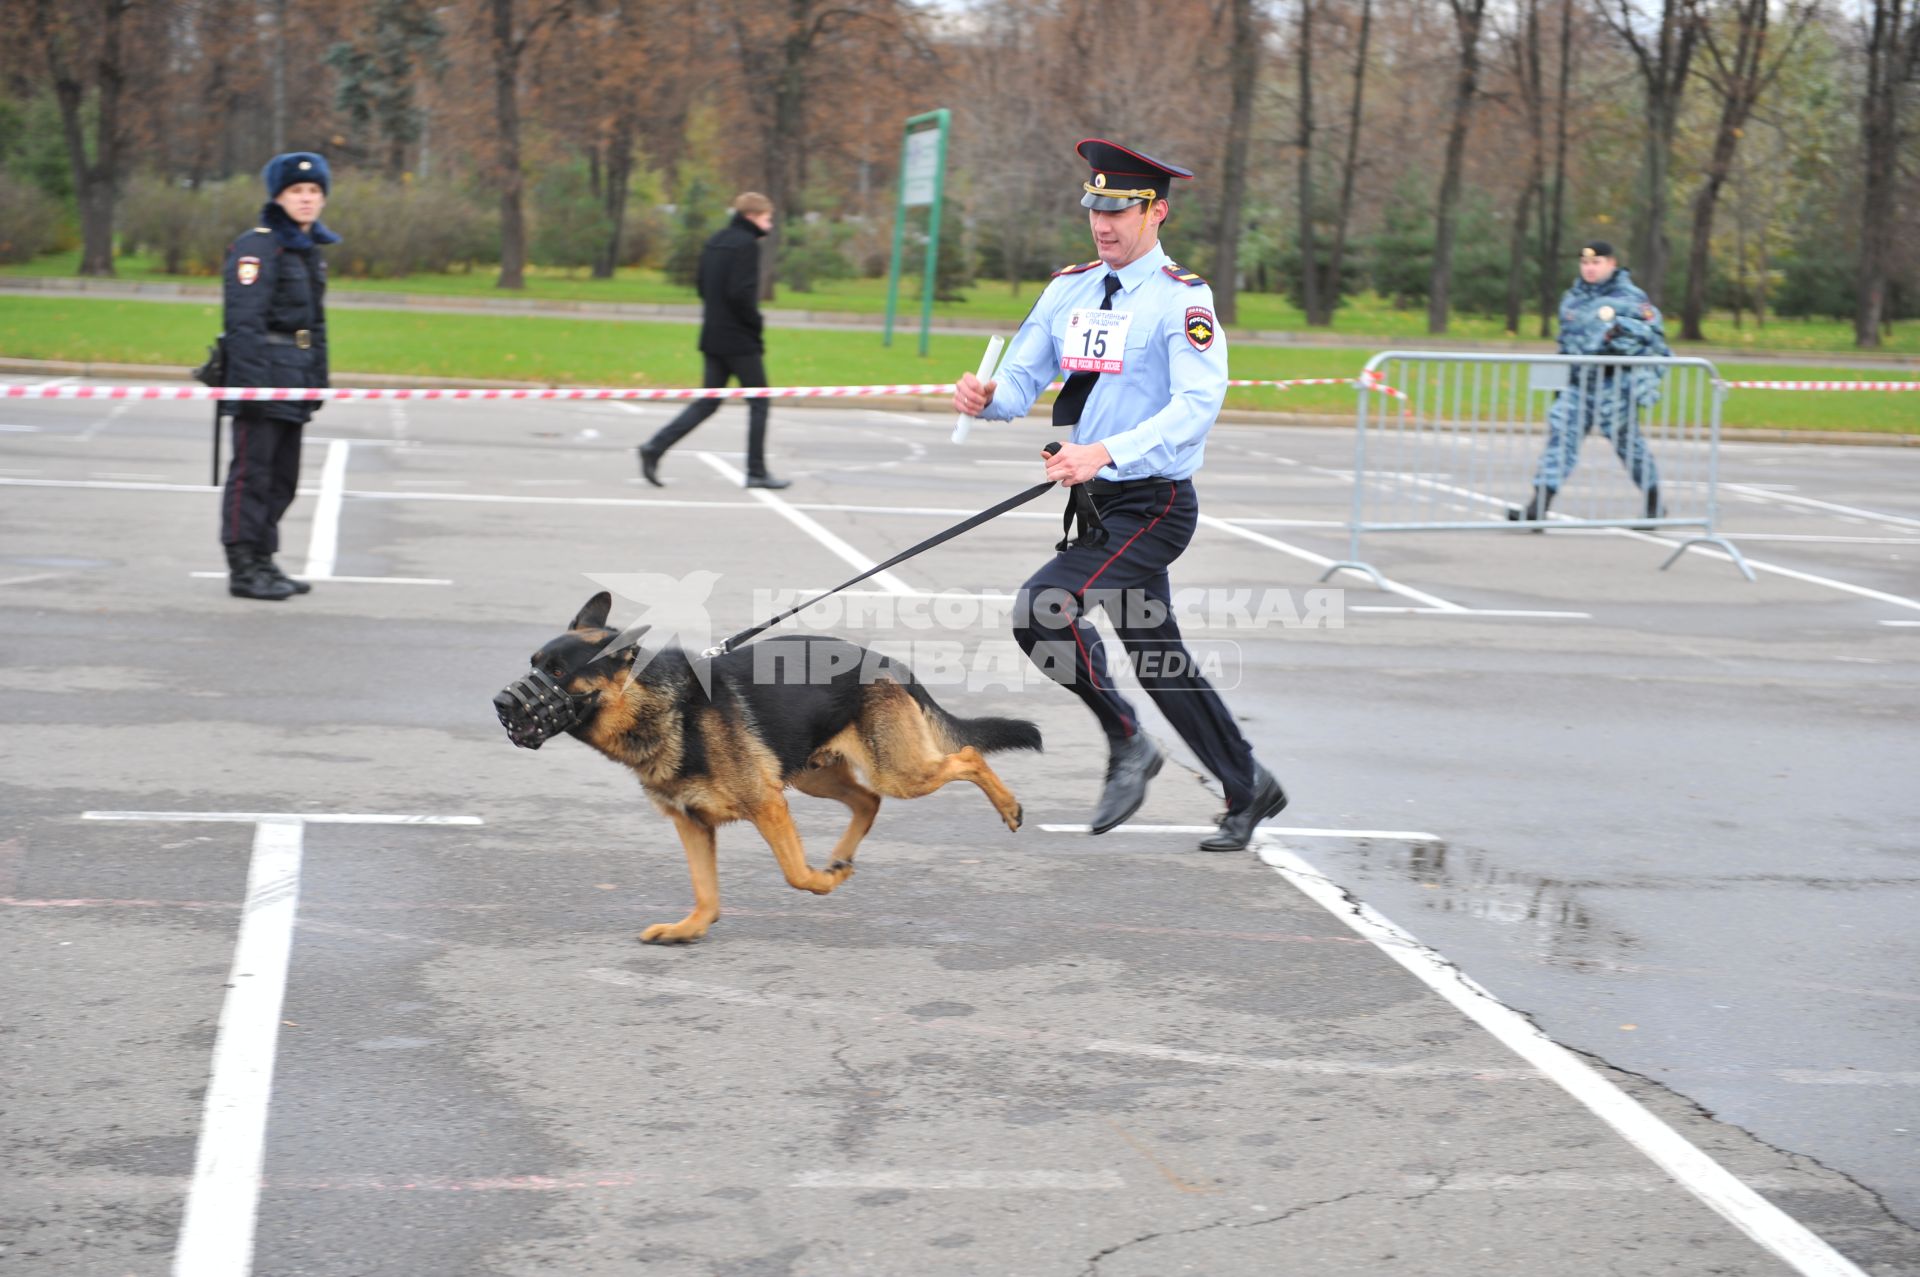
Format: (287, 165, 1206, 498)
(225, 545, 294, 601)
(260, 554, 311, 594)
(1198, 766, 1288, 852)
(1089, 734, 1164, 834)
(744, 473, 791, 490)
(638, 445, 664, 487)
(1643, 485, 1666, 520)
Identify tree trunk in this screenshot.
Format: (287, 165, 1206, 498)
(1298, 0, 1324, 325)
(1681, 119, 1740, 339)
(36, 0, 129, 278)
(491, 0, 527, 290)
(1505, 0, 1545, 336)
(1327, 0, 1373, 315)
(1429, 0, 1486, 335)
(1855, 0, 1919, 348)
(595, 116, 635, 279)
(1540, 0, 1573, 337)
(1213, 0, 1257, 324)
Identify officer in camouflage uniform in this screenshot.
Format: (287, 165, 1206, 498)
(1510, 241, 1670, 524)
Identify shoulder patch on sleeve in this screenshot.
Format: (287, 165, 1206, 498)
(1641, 304, 1656, 321)
(1051, 259, 1103, 278)
(1184, 306, 1216, 351)
(1162, 263, 1207, 287)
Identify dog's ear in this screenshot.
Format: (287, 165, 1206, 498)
(569, 592, 613, 631)
(595, 622, 652, 665)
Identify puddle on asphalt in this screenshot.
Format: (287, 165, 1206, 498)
(1347, 840, 1640, 960)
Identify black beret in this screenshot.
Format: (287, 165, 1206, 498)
(1580, 240, 1616, 261)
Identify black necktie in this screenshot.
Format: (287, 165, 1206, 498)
(1052, 273, 1122, 426)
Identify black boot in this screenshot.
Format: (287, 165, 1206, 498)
(226, 545, 294, 601)
(745, 472, 791, 490)
(637, 444, 664, 487)
(1506, 486, 1554, 530)
(1643, 485, 1666, 520)
(1089, 733, 1164, 834)
(259, 552, 311, 594)
(1198, 765, 1289, 852)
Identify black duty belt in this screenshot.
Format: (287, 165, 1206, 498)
(1087, 476, 1173, 496)
(263, 329, 314, 348)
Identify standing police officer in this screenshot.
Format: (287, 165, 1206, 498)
(218, 151, 338, 600)
(952, 139, 1287, 853)
(1510, 241, 1670, 524)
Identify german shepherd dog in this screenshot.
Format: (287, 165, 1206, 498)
(493, 592, 1042, 944)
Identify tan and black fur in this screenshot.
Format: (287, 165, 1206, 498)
(494, 592, 1041, 944)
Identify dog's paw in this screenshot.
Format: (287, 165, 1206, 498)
(640, 921, 708, 944)
(827, 858, 855, 873)
(1004, 803, 1023, 832)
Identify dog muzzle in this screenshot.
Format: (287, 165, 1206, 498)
(493, 670, 597, 750)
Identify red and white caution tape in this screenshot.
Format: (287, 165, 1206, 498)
(0, 382, 960, 402)
(0, 375, 1409, 403)
(1719, 380, 1920, 392)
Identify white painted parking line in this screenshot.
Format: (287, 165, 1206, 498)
(1084, 1040, 1537, 1080)
(188, 571, 454, 587)
(1722, 533, 1920, 545)
(1196, 513, 1468, 612)
(0, 476, 215, 494)
(1252, 833, 1868, 1277)
(77, 810, 479, 1277)
(1881, 620, 1920, 628)
(1612, 527, 1920, 614)
(1350, 606, 1592, 619)
(0, 572, 63, 587)
(1721, 483, 1920, 532)
(1039, 823, 1440, 841)
(695, 450, 917, 595)
(303, 439, 350, 580)
(171, 818, 303, 1277)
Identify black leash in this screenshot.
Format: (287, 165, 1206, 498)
(700, 442, 1108, 659)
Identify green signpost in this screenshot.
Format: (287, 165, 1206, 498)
(882, 108, 951, 356)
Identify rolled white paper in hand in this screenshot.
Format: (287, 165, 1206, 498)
(952, 335, 1005, 444)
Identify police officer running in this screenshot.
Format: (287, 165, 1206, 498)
(952, 139, 1288, 853)
(218, 152, 338, 600)
(1509, 241, 1671, 525)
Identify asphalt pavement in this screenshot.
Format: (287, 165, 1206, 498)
(2, 380, 1917, 1276)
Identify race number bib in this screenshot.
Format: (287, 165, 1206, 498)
(1061, 308, 1135, 374)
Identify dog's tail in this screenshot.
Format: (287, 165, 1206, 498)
(915, 689, 1042, 755)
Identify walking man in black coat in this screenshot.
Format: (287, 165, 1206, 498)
(218, 151, 339, 600)
(639, 192, 789, 489)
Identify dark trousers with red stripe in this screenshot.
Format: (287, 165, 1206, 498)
(1011, 478, 1259, 807)
(220, 407, 303, 552)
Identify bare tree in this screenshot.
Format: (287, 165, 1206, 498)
(1297, 0, 1326, 324)
(1855, 0, 1920, 347)
(1538, 0, 1574, 336)
(1678, 0, 1816, 338)
(1213, 0, 1260, 323)
(27, 0, 135, 277)
(1602, 0, 1702, 304)
(1502, 0, 1548, 335)
(487, 0, 570, 290)
(1326, 0, 1373, 324)
(1428, 0, 1489, 333)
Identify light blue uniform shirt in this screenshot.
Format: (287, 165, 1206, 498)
(981, 242, 1227, 481)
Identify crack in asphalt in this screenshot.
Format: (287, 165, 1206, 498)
(1079, 1188, 1377, 1275)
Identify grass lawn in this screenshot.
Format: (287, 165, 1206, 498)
(8, 249, 1918, 358)
(0, 294, 1911, 433)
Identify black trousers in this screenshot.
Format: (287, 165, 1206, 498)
(1011, 478, 1260, 807)
(647, 352, 773, 476)
(219, 407, 302, 552)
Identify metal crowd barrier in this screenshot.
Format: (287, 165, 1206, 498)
(1321, 351, 1754, 588)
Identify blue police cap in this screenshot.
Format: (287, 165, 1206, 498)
(1076, 139, 1193, 211)
(263, 152, 331, 198)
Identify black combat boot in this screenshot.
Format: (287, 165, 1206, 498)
(1643, 485, 1666, 520)
(1506, 486, 1555, 530)
(259, 552, 311, 594)
(226, 544, 295, 601)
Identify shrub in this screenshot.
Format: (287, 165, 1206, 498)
(529, 163, 611, 271)
(0, 171, 59, 264)
(323, 178, 496, 277)
(117, 176, 257, 274)
(777, 218, 856, 293)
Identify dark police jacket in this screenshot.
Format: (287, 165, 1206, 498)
(695, 213, 768, 357)
(222, 202, 340, 424)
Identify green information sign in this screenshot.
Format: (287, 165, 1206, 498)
(883, 109, 951, 356)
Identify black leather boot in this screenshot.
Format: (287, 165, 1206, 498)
(637, 444, 664, 487)
(1089, 733, 1164, 834)
(1643, 485, 1666, 519)
(1198, 765, 1289, 852)
(1506, 486, 1554, 530)
(260, 553, 311, 594)
(226, 545, 294, 601)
